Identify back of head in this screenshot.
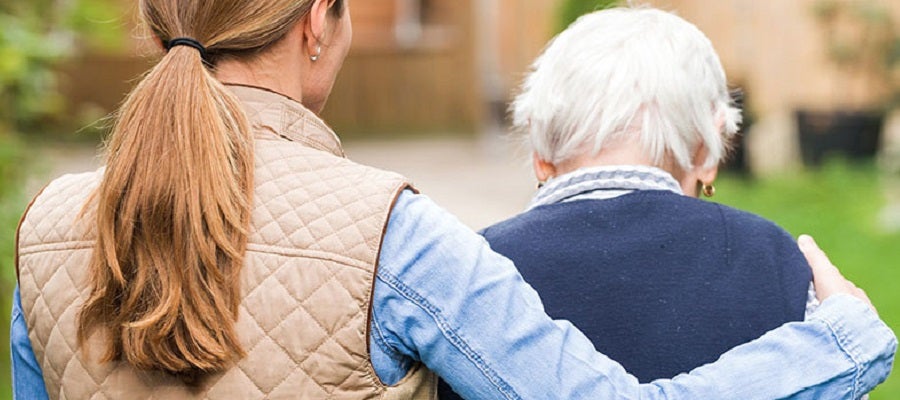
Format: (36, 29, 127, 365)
(513, 7, 741, 171)
(78, 0, 338, 382)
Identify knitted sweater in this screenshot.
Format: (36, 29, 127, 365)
(480, 189, 810, 382)
(438, 167, 810, 398)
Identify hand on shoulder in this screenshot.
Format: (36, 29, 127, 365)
(798, 234, 876, 313)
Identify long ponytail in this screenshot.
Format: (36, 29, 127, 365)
(77, 0, 325, 381)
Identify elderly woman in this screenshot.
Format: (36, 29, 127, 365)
(506, 6, 820, 378)
(438, 6, 847, 399)
(10, 1, 895, 399)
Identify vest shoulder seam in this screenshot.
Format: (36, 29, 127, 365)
(18, 240, 94, 256)
(245, 243, 373, 272)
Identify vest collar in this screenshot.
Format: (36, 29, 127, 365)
(226, 84, 345, 158)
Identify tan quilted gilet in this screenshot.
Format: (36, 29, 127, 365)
(16, 85, 437, 399)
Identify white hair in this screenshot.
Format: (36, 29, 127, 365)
(512, 7, 741, 170)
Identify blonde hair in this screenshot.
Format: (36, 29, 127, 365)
(78, 0, 344, 382)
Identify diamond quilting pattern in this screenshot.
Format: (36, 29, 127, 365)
(202, 367, 266, 400)
(241, 275, 300, 333)
(17, 128, 419, 398)
(236, 337, 297, 394)
(250, 141, 393, 266)
(19, 171, 99, 247)
(300, 270, 367, 332)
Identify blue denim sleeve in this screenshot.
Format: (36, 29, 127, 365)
(370, 190, 897, 399)
(11, 286, 50, 400)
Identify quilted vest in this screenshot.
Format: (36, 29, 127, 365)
(16, 85, 437, 399)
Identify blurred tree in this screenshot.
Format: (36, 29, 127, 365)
(812, 0, 899, 111)
(557, 0, 621, 34)
(0, 0, 125, 136)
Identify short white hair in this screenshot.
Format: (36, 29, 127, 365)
(513, 7, 741, 170)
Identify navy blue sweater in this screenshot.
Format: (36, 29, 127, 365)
(438, 190, 810, 398)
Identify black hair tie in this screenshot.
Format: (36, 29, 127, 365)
(164, 37, 209, 62)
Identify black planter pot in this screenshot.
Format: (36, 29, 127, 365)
(795, 109, 884, 167)
(721, 89, 752, 174)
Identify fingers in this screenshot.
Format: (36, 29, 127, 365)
(854, 286, 876, 314)
(798, 234, 877, 313)
(798, 234, 840, 301)
(798, 235, 836, 275)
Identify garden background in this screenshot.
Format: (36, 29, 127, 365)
(2, 0, 899, 398)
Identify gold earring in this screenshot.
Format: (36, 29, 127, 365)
(702, 183, 716, 198)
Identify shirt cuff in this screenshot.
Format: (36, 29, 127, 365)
(808, 294, 898, 397)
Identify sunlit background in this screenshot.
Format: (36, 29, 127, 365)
(2, 0, 899, 398)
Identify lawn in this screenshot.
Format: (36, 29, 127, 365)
(0, 159, 897, 399)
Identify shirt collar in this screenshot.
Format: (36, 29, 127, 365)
(529, 165, 684, 210)
(226, 84, 345, 158)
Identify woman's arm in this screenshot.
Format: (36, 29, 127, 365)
(371, 190, 896, 399)
(10, 286, 50, 400)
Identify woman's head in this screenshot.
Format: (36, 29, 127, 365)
(143, 0, 321, 62)
(146, 0, 350, 112)
(79, 0, 347, 382)
(514, 7, 740, 188)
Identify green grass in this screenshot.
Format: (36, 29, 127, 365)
(715, 162, 900, 399)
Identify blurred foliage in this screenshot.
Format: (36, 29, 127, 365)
(557, 0, 621, 34)
(0, 135, 26, 400)
(0, 0, 123, 395)
(812, 0, 900, 110)
(0, 138, 23, 198)
(0, 0, 126, 135)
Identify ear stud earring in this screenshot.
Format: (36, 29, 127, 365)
(702, 183, 716, 198)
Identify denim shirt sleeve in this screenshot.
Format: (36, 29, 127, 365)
(10, 286, 50, 400)
(370, 190, 897, 399)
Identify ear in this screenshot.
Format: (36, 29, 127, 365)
(533, 152, 557, 183)
(699, 164, 719, 186)
(679, 143, 719, 197)
(692, 143, 719, 185)
(304, 0, 332, 55)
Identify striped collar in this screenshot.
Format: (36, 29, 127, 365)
(528, 165, 683, 210)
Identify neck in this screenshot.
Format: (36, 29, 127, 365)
(557, 142, 685, 182)
(214, 46, 307, 107)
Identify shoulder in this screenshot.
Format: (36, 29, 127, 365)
(709, 201, 811, 285)
(380, 189, 497, 286)
(19, 170, 103, 244)
(28, 170, 103, 210)
(248, 144, 411, 258)
(667, 195, 803, 261)
(479, 203, 566, 243)
(480, 212, 527, 240)
(710, 201, 798, 248)
(17, 170, 102, 281)
(709, 201, 811, 315)
(384, 190, 492, 269)
(254, 139, 408, 190)
(627, 194, 812, 300)
(388, 190, 467, 237)
(634, 192, 796, 243)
